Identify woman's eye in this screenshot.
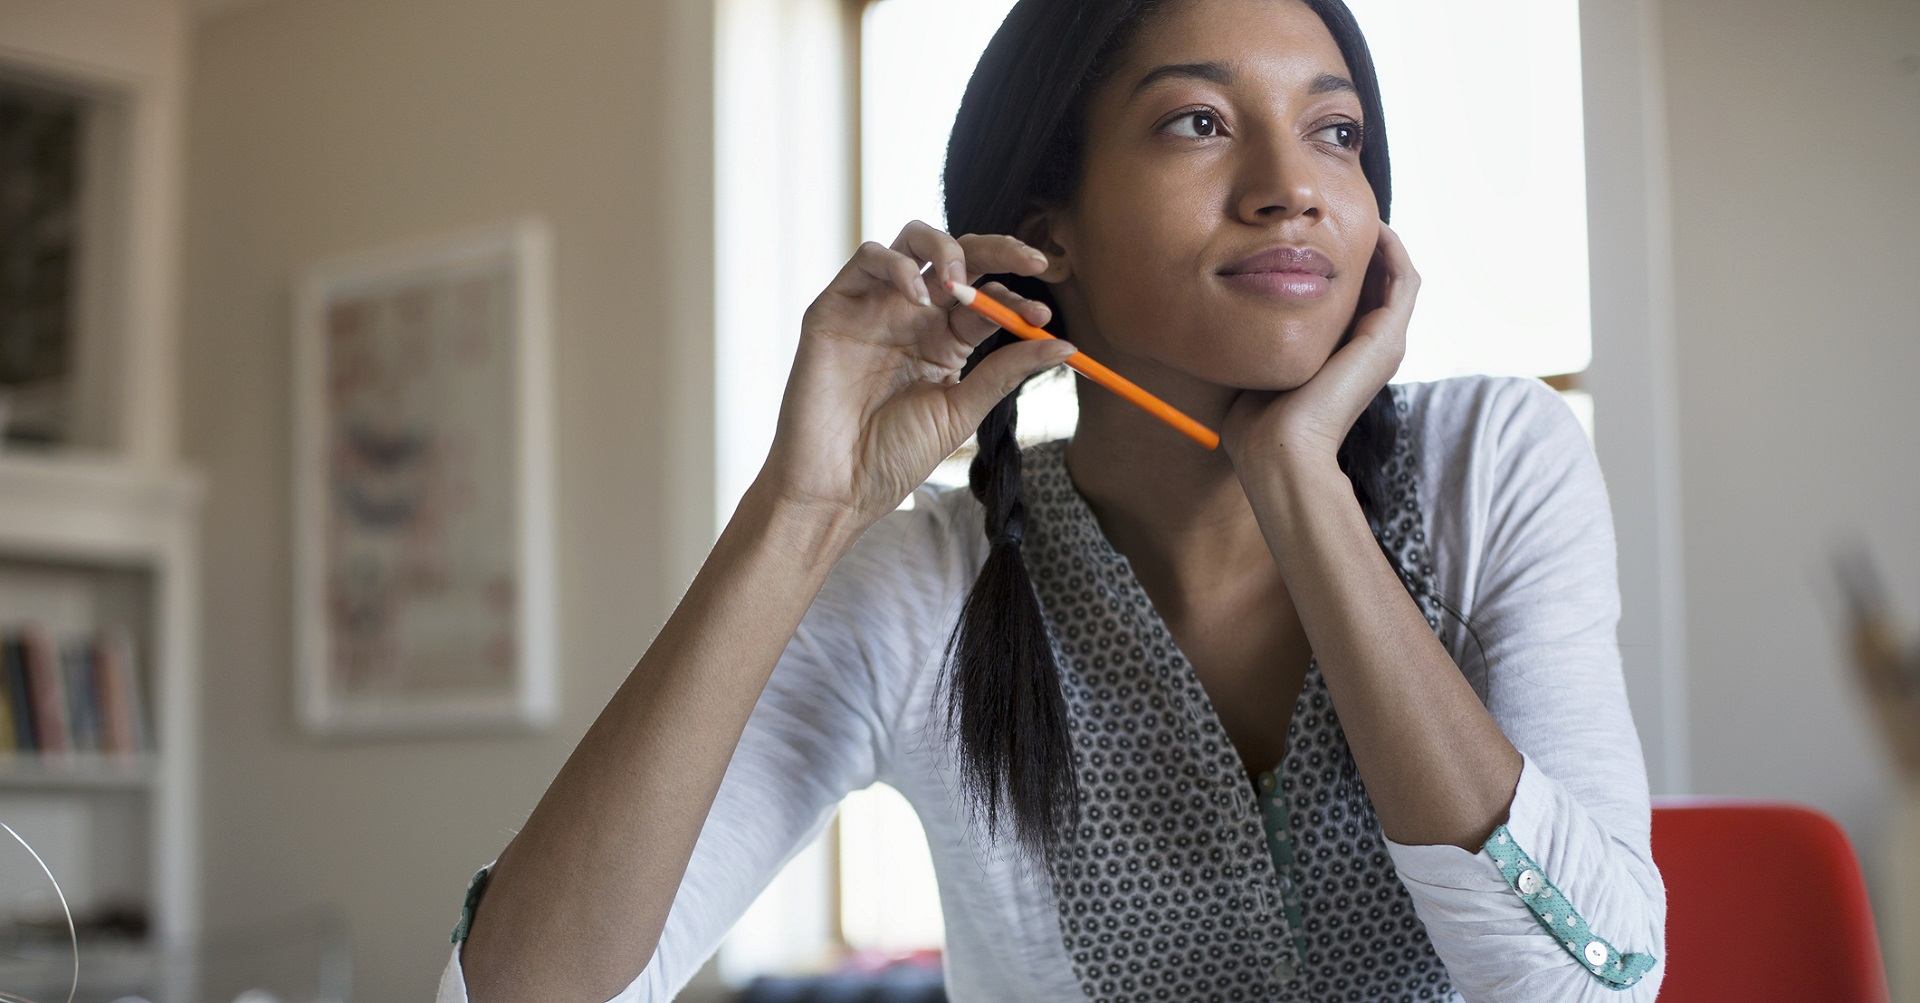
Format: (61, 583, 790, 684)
(1314, 120, 1364, 151)
(1160, 110, 1222, 139)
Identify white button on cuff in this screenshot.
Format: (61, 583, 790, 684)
(1584, 941, 1608, 967)
(1516, 869, 1541, 895)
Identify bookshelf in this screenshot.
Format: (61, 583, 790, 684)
(0, 450, 202, 998)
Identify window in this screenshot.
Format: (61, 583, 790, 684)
(1342, 0, 1596, 439)
(0, 72, 129, 455)
(719, 0, 1598, 983)
(0, 78, 83, 449)
(823, 0, 1024, 964)
(858, 0, 1053, 494)
(853, 0, 1597, 958)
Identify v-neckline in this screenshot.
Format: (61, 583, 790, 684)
(1007, 386, 1458, 999)
(1031, 438, 1320, 793)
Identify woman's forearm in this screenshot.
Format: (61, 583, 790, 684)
(1246, 461, 1522, 851)
(461, 477, 868, 1002)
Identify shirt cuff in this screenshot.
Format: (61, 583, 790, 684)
(1381, 752, 1659, 992)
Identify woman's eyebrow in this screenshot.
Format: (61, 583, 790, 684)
(1127, 62, 1357, 103)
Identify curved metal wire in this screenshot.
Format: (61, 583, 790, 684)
(0, 819, 76, 1003)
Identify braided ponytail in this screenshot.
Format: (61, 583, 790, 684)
(932, 330, 1082, 860)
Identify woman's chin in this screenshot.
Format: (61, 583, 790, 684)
(1240, 373, 1318, 394)
(1193, 343, 1336, 390)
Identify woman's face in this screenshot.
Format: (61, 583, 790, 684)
(1026, 0, 1380, 393)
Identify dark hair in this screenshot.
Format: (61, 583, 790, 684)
(931, 0, 1481, 863)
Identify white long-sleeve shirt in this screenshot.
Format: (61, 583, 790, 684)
(437, 373, 1666, 1002)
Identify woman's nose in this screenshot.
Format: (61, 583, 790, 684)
(1233, 131, 1326, 223)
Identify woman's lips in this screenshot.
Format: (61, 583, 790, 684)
(1218, 270, 1330, 300)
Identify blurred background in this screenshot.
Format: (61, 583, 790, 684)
(0, 0, 1915, 999)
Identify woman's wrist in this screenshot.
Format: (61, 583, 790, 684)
(737, 474, 873, 569)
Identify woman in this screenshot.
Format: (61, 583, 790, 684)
(443, 1, 1666, 1000)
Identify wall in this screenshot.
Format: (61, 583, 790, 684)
(1658, 0, 1920, 965)
(180, 0, 719, 999)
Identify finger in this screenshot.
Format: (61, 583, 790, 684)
(1377, 222, 1421, 287)
(954, 231, 1052, 286)
(892, 220, 970, 292)
(1357, 225, 1416, 332)
(843, 240, 933, 306)
(892, 221, 1050, 297)
(1351, 229, 1414, 364)
(1350, 277, 1412, 352)
(945, 281, 1052, 351)
(944, 336, 1078, 434)
(916, 258, 964, 311)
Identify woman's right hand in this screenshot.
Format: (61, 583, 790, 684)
(758, 219, 1078, 529)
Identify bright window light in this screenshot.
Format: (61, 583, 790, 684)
(859, 0, 1019, 243)
(836, 784, 948, 950)
(1344, 0, 1592, 382)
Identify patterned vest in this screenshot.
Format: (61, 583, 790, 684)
(1014, 384, 1465, 1002)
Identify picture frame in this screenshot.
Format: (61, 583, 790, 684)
(291, 217, 556, 737)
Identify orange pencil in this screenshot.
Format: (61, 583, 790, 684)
(943, 279, 1220, 450)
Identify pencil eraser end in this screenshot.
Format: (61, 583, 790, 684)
(947, 281, 976, 305)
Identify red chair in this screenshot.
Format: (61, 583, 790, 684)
(1651, 799, 1891, 1002)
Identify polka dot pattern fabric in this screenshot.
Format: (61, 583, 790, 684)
(1015, 384, 1466, 1002)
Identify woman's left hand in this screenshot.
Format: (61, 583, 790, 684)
(1220, 220, 1419, 479)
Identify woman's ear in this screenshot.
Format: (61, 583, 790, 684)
(1015, 207, 1073, 282)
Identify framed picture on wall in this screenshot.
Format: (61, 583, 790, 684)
(291, 216, 557, 737)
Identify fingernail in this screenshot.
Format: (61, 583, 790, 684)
(916, 281, 932, 307)
(948, 262, 966, 285)
(1027, 249, 1049, 267)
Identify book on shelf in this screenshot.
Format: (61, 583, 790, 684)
(0, 622, 151, 761)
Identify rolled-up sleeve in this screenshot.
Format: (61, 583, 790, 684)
(1383, 376, 1666, 1000)
(434, 498, 946, 1002)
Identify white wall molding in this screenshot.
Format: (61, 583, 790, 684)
(1577, 0, 1691, 794)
